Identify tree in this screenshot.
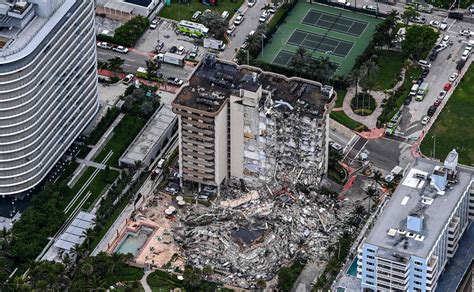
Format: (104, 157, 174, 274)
(289, 47, 309, 76)
(107, 57, 125, 77)
(401, 9, 419, 25)
(256, 279, 267, 290)
(146, 59, 161, 80)
(140, 100, 154, 117)
(246, 34, 261, 56)
(202, 265, 213, 279)
(199, 12, 228, 39)
(371, 170, 383, 189)
(348, 69, 361, 100)
(364, 186, 378, 213)
(109, 253, 125, 275)
(402, 25, 439, 61)
(235, 49, 250, 65)
(183, 266, 202, 288)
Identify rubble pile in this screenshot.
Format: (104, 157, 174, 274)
(173, 187, 353, 287)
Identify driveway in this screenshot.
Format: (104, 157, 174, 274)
(220, 0, 268, 60)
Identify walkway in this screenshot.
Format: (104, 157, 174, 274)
(338, 68, 407, 130)
(75, 158, 121, 171)
(97, 69, 180, 93)
(141, 270, 153, 292)
(68, 113, 125, 187)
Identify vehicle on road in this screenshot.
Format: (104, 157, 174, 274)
(429, 51, 438, 61)
(459, 29, 472, 37)
(169, 46, 177, 53)
(404, 96, 412, 105)
(427, 106, 437, 117)
(421, 69, 430, 78)
(413, 16, 426, 23)
(438, 90, 446, 99)
(177, 20, 209, 38)
(386, 111, 402, 136)
(113, 45, 128, 54)
(461, 49, 471, 61)
(433, 99, 441, 107)
(449, 72, 458, 82)
(443, 83, 452, 91)
(337, 0, 351, 6)
(191, 11, 202, 21)
(415, 83, 429, 101)
(155, 52, 186, 66)
(421, 116, 430, 125)
(439, 22, 448, 31)
(177, 46, 185, 55)
(226, 25, 235, 35)
(97, 42, 113, 50)
(410, 84, 420, 96)
(154, 42, 164, 52)
(204, 38, 226, 51)
(329, 140, 343, 152)
(150, 19, 158, 29)
(221, 11, 229, 19)
(418, 60, 431, 68)
(189, 45, 198, 59)
(429, 20, 439, 27)
(362, 5, 377, 11)
(167, 77, 184, 86)
(234, 14, 244, 25)
(122, 74, 134, 84)
(248, 0, 256, 7)
(441, 35, 450, 44)
(434, 43, 447, 53)
(259, 10, 270, 23)
(448, 11, 463, 20)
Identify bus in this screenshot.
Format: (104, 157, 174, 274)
(177, 20, 209, 38)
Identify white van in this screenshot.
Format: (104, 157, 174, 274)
(441, 35, 450, 44)
(410, 84, 420, 96)
(221, 11, 229, 19)
(418, 60, 431, 68)
(461, 49, 471, 61)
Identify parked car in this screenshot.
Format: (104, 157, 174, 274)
(234, 14, 244, 25)
(226, 25, 235, 35)
(113, 45, 128, 54)
(461, 49, 471, 61)
(459, 29, 472, 36)
(413, 16, 426, 23)
(168, 77, 183, 86)
(259, 10, 270, 23)
(150, 19, 158, 29)
(433, 99, 441, 107)
(248, 0, 256, 7)
(421, 116, 430, 125)
(337, 0, 351, 6)
(418, 60, 431, 68)
(443, 83, 452, 91)
(169, 46, 178, 53)
(221, 11, 229, 19)
(177, 46, 185, 55)
(449, 72, 458, 82)
(421, 69, 430, 78)
(404, 96, 412, 105)
(189, 45, 198, 59)
(329, 140, 343, 152)
(362, 5, 377, 11)
(441, 35, 450, 44)
(439, 22, 448, 31)
(97, 42, 113, 50)
(434, 43, 447, 53)
(438, 90, 446, 99)
(429, 51, 438, 61)
(427, 105, 437, 117)
(191, 11, 202, 21)
(429, 20, 440, 27)
(122, 74, 134, 85)
(155, 42, 164, 52)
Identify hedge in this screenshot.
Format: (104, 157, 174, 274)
(97, 16, 150, 47)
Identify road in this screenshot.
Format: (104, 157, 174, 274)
(96, 48, 193, 81)
(220, 0, 268, 60)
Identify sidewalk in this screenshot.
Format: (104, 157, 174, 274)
(97, 69, 180, 93)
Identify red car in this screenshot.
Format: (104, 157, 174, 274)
(443, 83, 452, 91)
(433, 100, 441, 107)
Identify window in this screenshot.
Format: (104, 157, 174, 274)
(414, 261, 423, 266)
(367, 261, 375, 266)
(366, 281, 374, 285)
(367, 268, 374, 272)
(367, 255, 375, 259)
(414, 268, 423, 272)
(367, 274, 374, 279)
(414, 281, 422, 285)
(414, 274, 422, 279)
(367, 248, 375, 253)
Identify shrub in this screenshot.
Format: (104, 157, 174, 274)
(350, 93, 376, 115)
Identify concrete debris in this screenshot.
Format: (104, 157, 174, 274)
(173, 184, 354, 288)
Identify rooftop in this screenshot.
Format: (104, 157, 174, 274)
(172, 55, 332, 117)
(366, 155, 474, 259)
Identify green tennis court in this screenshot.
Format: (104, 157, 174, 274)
(258, 2, 382, 77)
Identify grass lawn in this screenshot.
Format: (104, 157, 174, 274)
(421, 66, 474, 165)
(103, 266, 144, 287)
(94, 114, 147, 168)
(160, 0, 244, 21)
(334, 89, 347, 108)
(371, 50, 405, 91)
(330, 111, 365, 132)
(147, 270, 184, 291)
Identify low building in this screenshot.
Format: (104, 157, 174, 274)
(119, 104, 177, 168)
(96, 0, 162, 20)
(172, 54, 334, 189)
(357, 150, 474, 292)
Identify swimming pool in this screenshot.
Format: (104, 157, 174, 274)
(346, 257, 358, 277)
(115, 226, 154, 257)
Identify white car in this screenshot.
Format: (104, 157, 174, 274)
(438, 90, 446, 100)
(421, 116, 430, 125)
(177, 46, 185, 55)
(97, 42, 113, 50)
(413, 16, 426, 23)
(122, 74, 134, 85)
(448, 72, 458, 82)
(248, 0, 256, 7)
(466, 44, 473, 52)
(113, 46, 129, 54)
(259, 10, 270, 23)
(362, 5, 377, 11)
(191, 11, 202, 21)
(459, 29, 471, 36)
(429, 20, 440, 27)
(234, 14, 244, 25)
(439, 22, 448, 31)
(418, 60, 431, 68)
(150, 19, 158, 29)
(168, 77, 183, 86)
(226, 25, 235, 35)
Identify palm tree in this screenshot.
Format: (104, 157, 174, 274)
(107, 57, 124, 77)
(109, 252, 126, 274)
(289, 47, 309, 76)
(12, 276, 30, 291)
(246, 34, 261, 56)
(81, 262, 94, 278)
(371, 170, 383, 189)
(364, 186, 378, 213)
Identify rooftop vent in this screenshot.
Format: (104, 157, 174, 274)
(407, 214, 423, 233)
(444, 149, 458, 171)
(431, 165, 447, 193)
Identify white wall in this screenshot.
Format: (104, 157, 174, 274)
(214, 104, 228, 186)
(230, 94, 244, 178)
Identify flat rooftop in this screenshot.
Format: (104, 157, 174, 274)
(173, 55, 331, 118)
(366, 158, 474, 259)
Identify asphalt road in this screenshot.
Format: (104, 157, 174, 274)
(96, 48, 192, 81)
(220, 0, 268, 60)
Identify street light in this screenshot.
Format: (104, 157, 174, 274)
(261, 33, 266, 60)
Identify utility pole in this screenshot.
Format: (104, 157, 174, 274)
(433, 134, 436, 158)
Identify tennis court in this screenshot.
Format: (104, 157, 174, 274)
(302, 9, 368, 37)
(287, 29, 353, 57)
(258, 2, 382, 76)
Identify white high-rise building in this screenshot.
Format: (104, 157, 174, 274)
(0, 0, 99, 195)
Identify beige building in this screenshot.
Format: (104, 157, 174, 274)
(172, 55, 334, 189)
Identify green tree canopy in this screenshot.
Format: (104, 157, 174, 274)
(402, 25, 439, 61)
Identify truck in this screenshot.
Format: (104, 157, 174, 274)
(409, 84, 420, 96)
(155, 52, 185, 67)
(416, 83, 429, 101)
(203, 38, 226, 51)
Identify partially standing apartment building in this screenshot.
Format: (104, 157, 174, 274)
(358, 150, 474, 292)
(0, 0, 99, 196)
(172, 54, 334, 190)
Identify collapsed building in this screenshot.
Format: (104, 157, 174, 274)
(169, 55, 344, 287)
(172, 54, 335, 191)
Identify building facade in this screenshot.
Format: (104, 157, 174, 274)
(0, 0, 99, 196)
(172, 55, 333, 189)
(358, 150, 474, 292)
